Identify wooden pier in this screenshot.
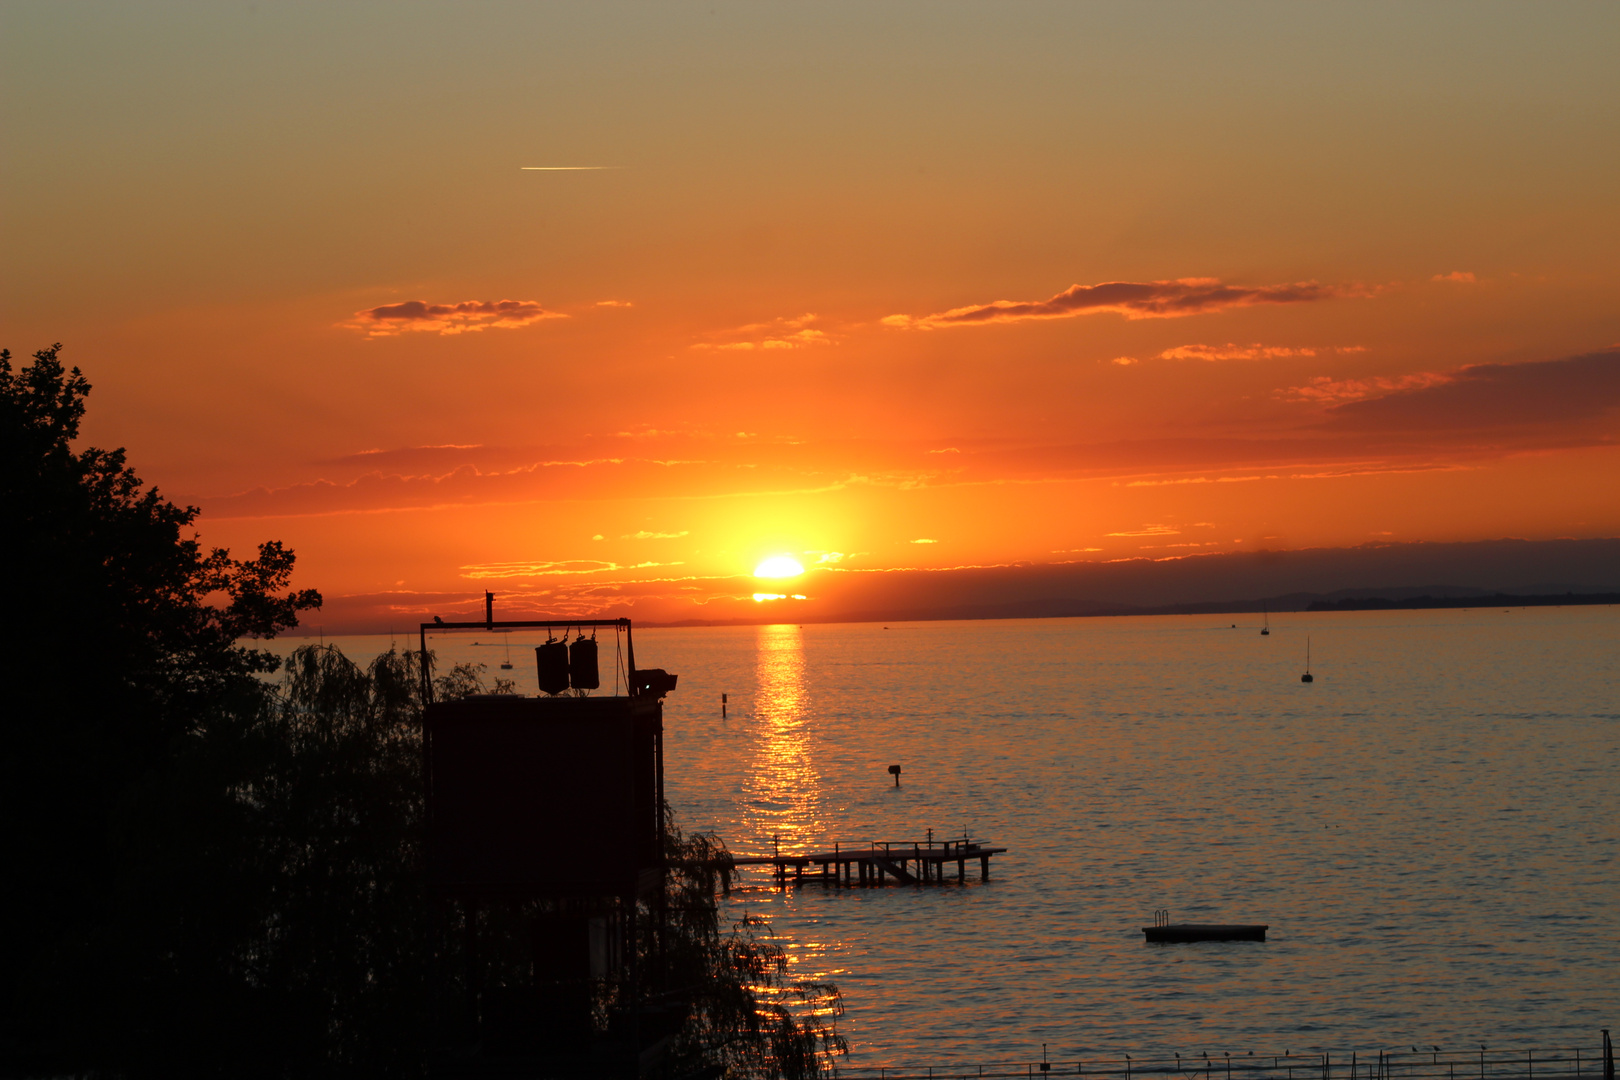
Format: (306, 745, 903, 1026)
(732, 838, 1007, 887)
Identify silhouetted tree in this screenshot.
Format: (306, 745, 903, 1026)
(660, 823, 847, 1078)
(0, 346, 841, 1077)
(0, 345, 319, 1073)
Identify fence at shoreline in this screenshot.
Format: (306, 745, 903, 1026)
(831, 1036, 1616, 1080)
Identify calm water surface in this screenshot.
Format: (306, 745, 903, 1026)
(311, 609, 1620, 1062)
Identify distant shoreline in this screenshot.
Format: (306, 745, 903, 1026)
(287, 590, 1620, 638)
(632, 591, 1620, 629)
(1304, 592, 1620, 612)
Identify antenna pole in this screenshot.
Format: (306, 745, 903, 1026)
(624, 618, 638, 695)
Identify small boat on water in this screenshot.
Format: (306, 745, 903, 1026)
(1261, 604, 1270, 636)
(1301, 636, 1314, 683)
(500, 631, 514, 670)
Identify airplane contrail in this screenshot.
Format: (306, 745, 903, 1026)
(520, 166, 621, 171)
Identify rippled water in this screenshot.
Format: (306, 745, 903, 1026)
(647, 609, 1619, 1064)
(308, 608, 1619, 1064)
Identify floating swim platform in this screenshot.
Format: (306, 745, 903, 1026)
(1143, 922, 1268, 943)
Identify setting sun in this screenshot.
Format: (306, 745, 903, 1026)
(753, 555, 805, 579)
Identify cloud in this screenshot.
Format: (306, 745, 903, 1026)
(1325, 348, 1620, 430)
(1161, 343, 1366, 362)
(345, 299, 566, 337)
(1106, 525, 1181, 537)
(882, 278, 1345, 329)
(1111, 356, 1139, 366)
(909, 538, 940, 544)
(595, 299, 634, 307)
(1283, 371, 1454, 404)
(1123, 476, 1264, 487)
(1432, 271, 1476, 283)
(460, 560, 682, 579)
(623, 530, 689, 540)
(694, 313, 833, 351)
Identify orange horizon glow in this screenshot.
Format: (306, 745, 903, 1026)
(5, 6, 1618, 631)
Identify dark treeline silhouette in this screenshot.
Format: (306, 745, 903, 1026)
(0, 346, 841, 1077)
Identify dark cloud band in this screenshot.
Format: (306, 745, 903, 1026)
(345, 298, 565, 336)
(884, 277, 1344, 329)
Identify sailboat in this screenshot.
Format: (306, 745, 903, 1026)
(500, 631, 514, 670)
(1301, 636, 1314, 683)
(1261, 603, 1270, 636)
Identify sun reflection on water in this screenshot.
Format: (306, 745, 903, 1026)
(742, 623, 824, 856)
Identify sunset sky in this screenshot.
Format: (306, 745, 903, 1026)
(5, 3, 1618, 629)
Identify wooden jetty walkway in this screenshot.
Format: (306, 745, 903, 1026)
(732, 837, 1008, 886)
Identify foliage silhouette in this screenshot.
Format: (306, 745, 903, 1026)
(1, 346, 842, 1077)
(1, 344, 319, 1073)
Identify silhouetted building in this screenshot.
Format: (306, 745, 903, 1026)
(420, 617, 678, 1077)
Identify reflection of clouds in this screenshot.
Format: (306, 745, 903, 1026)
(743, 624, 823, 854)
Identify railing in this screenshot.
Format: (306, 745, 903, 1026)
(756, 838, 991, 859)
(829, 1039, 1615, 1080)
(851, 839, 988, 857)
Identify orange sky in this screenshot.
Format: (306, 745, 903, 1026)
(5, 4, 1618, 629)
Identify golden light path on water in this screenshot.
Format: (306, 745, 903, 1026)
(744, 623, 819, 853)
(742, 624, 845, 997)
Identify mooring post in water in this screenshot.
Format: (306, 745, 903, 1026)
(889, 763, 902, 787)
(721, 692, 727, 718)
(1600, 1029, 1612, 1080)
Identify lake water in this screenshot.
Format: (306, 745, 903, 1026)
(301, 607, 1619, 1065)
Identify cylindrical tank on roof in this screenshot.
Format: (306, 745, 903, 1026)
(569, 636, 600, 690)
(536, 640, 570, 695)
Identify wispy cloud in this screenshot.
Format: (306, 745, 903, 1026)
(882, 278, 1346, 330)
(460, 559, 680, 579)
(345, 299, 566, 337)
(1161, 343, 1366, 361)
(595, 299, 634, 307)
(1282, 372, 1454, 404)
(909, 538, 940, 544)
(623, 530, 689, 540)
(1106, 525, 1181, 536)
(694, 312, 831, 351)
(1432, 271, 1476, 283)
